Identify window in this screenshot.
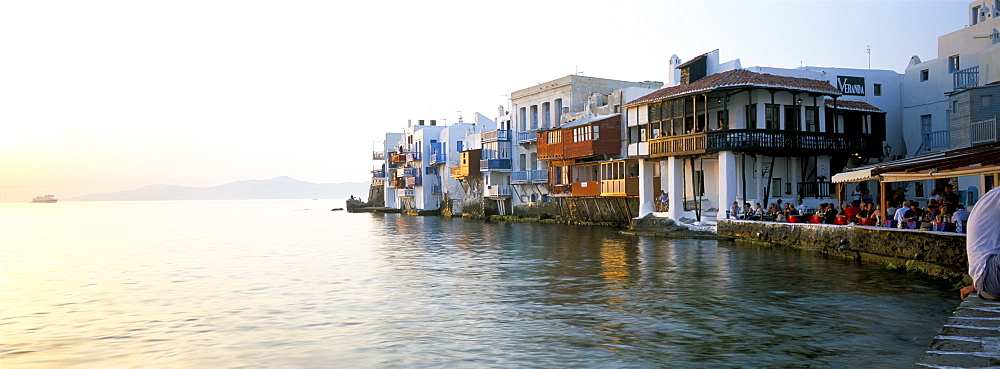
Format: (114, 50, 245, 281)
(949, 55, 961, 73)
(982, 95, 993, 109)
(920, 114, 932, 132)
(784, 105, 799, 131)
(519, 107, 527, 131)
(542, 102, 551, 128)
(554, 99, 563, 126)
(546, 131, 561, 144)
(765, 104, 780, 130)
(873, 84, 882, 96)
(771, 178, 782, 198)
(805, 107, 819, 132)
(920, 69, 929, 82)
(572, 126, 598, 142)
(973, 5, 981, 25)
(951, 100, 958, 112)
(530, 105, 538, 130)
(746, 104, 757, 128)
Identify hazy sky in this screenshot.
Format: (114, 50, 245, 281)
(0, 0, 966, 201)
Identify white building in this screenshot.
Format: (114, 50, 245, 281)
(507, 75, 662, 214)
(624, 50, 887, 223)
(900, 0, 1000, 202)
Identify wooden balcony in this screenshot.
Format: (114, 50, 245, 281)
(601, 178, 639, 197)
(482, 129, 511, 142)
(450, 166, 469, 178)
(449, 150, 481, 178)
(572, 181, 601, 197)
(538, 140, 564, 160)
(391, 154, 407, 164)
(648, 129, 877, 158)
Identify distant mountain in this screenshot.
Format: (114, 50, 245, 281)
(70, 177, 369, 201)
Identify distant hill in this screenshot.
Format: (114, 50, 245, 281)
(70, 177, 369, 201)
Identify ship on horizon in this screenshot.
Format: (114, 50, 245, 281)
(31, 195, 58, 203)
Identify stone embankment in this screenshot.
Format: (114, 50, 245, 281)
(717, 219, 969, 284)
(916, 293, 1000, 368)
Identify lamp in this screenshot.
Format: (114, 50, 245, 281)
(883, 143, 892, 159)
(796, 98, 803, 105)
(717, 98, 723, 104)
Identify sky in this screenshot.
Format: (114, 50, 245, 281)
(0, 0, 968, 201)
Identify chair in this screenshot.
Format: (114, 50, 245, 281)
(884, 220, 898, 228)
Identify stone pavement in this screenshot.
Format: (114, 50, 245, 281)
(915, 293, 1000, 368)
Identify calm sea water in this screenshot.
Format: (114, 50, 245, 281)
(1, 199, 958, 368)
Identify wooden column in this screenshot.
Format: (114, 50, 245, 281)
(880, 181, 888, 226)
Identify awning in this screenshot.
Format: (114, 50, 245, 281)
(833, 142, 1000, 183)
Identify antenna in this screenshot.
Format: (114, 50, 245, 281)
(867, 44, 871, 69)
(575, 65, 584, 75)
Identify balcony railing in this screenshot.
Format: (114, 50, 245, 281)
(482, 129, 511, 142)
(406, 176, 422, 187)
(516, 130, 538, 144)
(601, 178, 639, 197)
(480, 158, 512, 171)
(397, 188, 415, 198)
(954, 66, 979, 91)
(528, 170, 548, 183)
(649, 134, 706, 156)
(373, 151, 386, 160)
(429, 152, 447, 164)
(648, 129, 875, 157)
(391, 154, 407, 163)
(485, 184, 512, 197)
(971, 116, 999, 145)
(797, 181, 831, 199)
(431, 185, 442, 194)
(922, 129, 950, 150)
(450, 166, 470, 178)
(510, 171, 529, 184)
(372, 169, 386, 179)
(572, 181, 601, 197)
(407, 152, 422, 161)
(401, 167, 418, 177)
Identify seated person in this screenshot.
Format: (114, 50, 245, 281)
(729, 201, 741, 219)
(960, 187, 1000, 301)
(842, 202, 862, 222)
(953, 204, 971, 233)
(824, 203, 839, 224)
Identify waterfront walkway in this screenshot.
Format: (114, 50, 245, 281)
(916, 293, 1000, 368)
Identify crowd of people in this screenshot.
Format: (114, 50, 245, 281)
(730, 183, 971, 233)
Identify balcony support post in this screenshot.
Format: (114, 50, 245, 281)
(638, 159, 656, 217)
(718, 151, 738, 219)
(667, 156, 684, 220)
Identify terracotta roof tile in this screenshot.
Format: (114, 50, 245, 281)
(624, 69, 842, 108)
(824, 98, 884, 113)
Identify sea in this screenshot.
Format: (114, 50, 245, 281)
(0, 199, 960, 368)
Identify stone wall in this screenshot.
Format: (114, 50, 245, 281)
(513, 200, 563, 219)
(718, 220, 969, 283)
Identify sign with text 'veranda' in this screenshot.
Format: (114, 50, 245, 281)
(837, 76, 865, 96)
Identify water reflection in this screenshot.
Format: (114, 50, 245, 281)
(0, 202, 957, 368)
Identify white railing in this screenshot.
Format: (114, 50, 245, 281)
(971, 116, 999, 145)
(485, 184, 512, 197)
(921, 129, 950, 150)
(397, 188, 415, 198)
